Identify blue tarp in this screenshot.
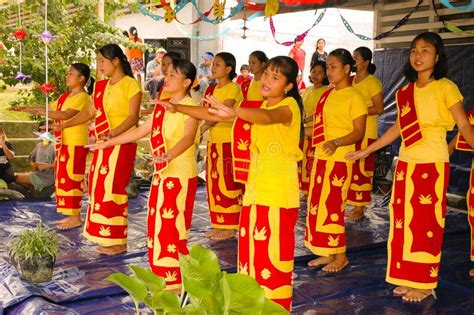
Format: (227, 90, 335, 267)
(1, 186, 473, 314)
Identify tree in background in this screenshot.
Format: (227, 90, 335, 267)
(0, 0, 153, 107)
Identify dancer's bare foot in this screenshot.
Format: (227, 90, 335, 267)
(393, 286, 409, 296)
(308, 255, 334, 267)
(97, 244, 127, 256)
(322, 253, 348, 272)
(57, 215, 82, 230)
(204, 228, 220, 238)
(54, 217, 68, 224)
(210, 229, 235, 240)
(469, 268, 474, 277)
(402, 288, 434, 303)
(347, 206, 366, 221)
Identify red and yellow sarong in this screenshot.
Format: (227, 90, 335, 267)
(147, 175, 198, 289)
(299, 136, 315, 194)
(238, 204, 298, 311)
(305, 159, 352, 256)
(386, 160, 449, 289)
(206, 142, 244, 229)
(468, 159, 474, 261)
(347, 138, 376, 206)
(55, 145, 89, 215)
(83, 143, 137, 246)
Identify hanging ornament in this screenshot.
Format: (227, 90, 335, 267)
(213, 0, 226, 23)
(241, 8, 248, 39)
(37, 82, 57, 94)
(15, 72, 31, 81)
(265, 0, 279, 17)
(36, 30, 58, 45)
(14, 2, 30, 82)
(12, 27, 28, 41)
(164, 6, 177, 23)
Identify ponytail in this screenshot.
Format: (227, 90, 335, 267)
(119, 54, 134, 78)
(368, 63, 376, 74)
(86, 77, 95, 95)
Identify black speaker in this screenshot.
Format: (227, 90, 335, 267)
(165, 37, 191, 60)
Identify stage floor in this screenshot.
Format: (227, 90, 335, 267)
(1, 185, 473, 314)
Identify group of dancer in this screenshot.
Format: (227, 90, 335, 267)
(16, 31, 474, 311)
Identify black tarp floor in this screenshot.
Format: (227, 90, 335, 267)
(1, 185, 473, 314)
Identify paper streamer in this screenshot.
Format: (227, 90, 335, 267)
(440, 0, 474, 12)
(269, 9, 326, 46)
(191, 0, 244, 24)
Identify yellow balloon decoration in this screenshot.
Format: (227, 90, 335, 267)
(164, 6, 176, 23)
(265, 0, 279, 17)
(213, 0, 226, 22)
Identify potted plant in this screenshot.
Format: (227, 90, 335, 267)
(107, 244, 289, 314)
(7, 223, 67, 283)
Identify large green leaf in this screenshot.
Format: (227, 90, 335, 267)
(129, 265, 166, 294)
(222, 273, 266, 314)
(261, 298, 290, 314)
(153, 291, 182, 313)
(182, 302, 207, 315)
(106, 273, 147, 313)
(188, 245, 221, 277)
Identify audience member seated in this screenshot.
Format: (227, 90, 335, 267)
(15, 121, 55, 198)
(0, 126, 15, 185)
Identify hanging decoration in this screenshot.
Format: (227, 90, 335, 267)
(13, 1, 31, 82)
(269, 9, 326, 46)
(265, 0, 279, 17)
(241, 8, 248, 39)
(174, 10, 263, 41)
(36, 0, 56, 143)
(175, 4, 213, 25)
(432, 0, 474, 36)
(213, 0, 226, 23)
(191, 0, 244, 24)
(440, 0, 474, 12)
(339, 0, 423, 41)
(137, 0, 189, 22)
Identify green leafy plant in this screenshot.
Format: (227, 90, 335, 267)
(107, 244, 289, 314)
(7, 223, 68, 283)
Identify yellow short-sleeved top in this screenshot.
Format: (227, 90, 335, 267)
(399, 78, 463, 163)
(243, 97, 303, 209)
(209, 82, 243, 143)
(315, 87, 367, 162)
(161, 96, 198, 178)
(352, 74, 383, 139)
(246, 79, 263, 101)
(302, 85, 328, 127)
(102, 76, 141, 130)
(51, 92, 90, 146)
(159, 90, 171, 100)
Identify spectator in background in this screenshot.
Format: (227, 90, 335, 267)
(289, 35, 306, 72)
(15, 121, 55, 195)
(127, 26, 144, 85)
(0, 126, 15, 185)
(311, 38, 328, 65)
(196, 52, 214, 96)
(145, 47, 167, 100)
(235, 64, 253, 86)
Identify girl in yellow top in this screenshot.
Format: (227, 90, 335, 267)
(206, 56, 303, 311)
(55, 44, 142, 256)
(300, 61, 329, 196)
(346, 46, 384, 221)
(243, 50, 268, 101)
(88, 59, 199, 291)
(347, 32, 474, 303)
(20, 63, 93, 230)
(162, 52, 243, 241)
(305, 49, 367, 272)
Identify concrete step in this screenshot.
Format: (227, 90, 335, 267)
(9, 138, 40, 155)
(0, 120, 39, 138)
